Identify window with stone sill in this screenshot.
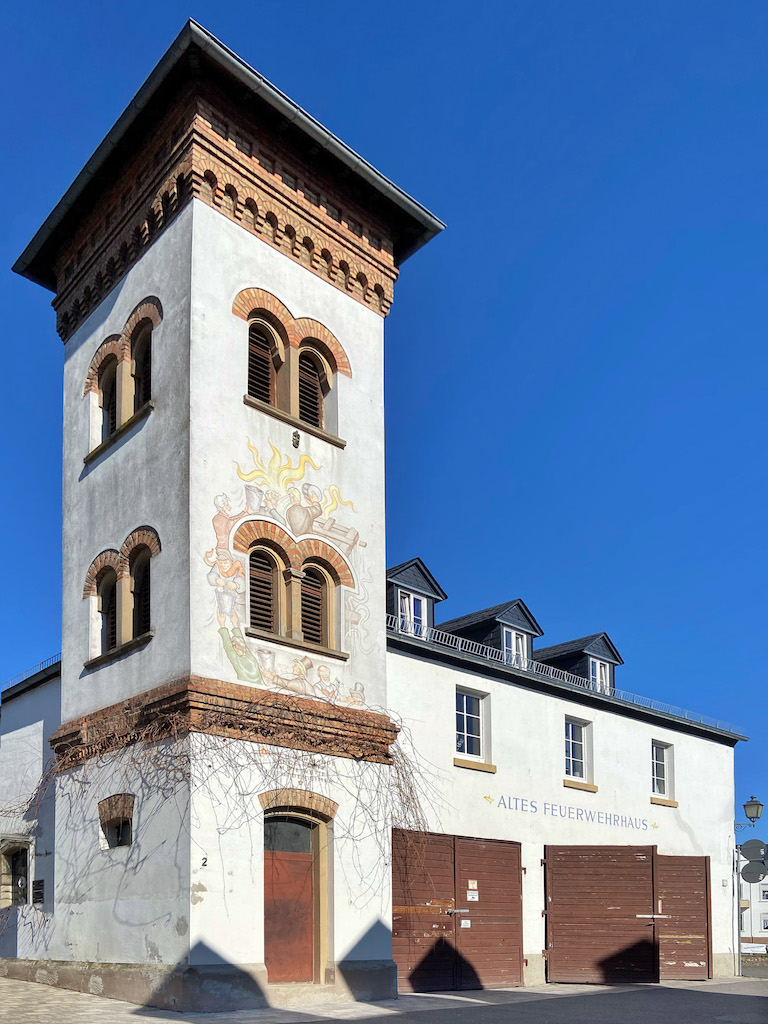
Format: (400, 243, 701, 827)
(456, 689, 487, 760)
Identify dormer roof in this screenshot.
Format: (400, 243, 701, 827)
(439, 599, 544, 638)
(534, 632, 623, 666)
(386, 558, 447, 603)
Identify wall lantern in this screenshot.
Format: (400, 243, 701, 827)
(743, 796, 763, 824)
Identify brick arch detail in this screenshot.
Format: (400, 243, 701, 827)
(232, 288, 352, 377)
(232, 520, 300, 567)
(292, 319, 351, 377)
(82, 296, 164, 396)
(258, 788, 338, 821)
(118, 526, 162, 576)
(82, 337, 122, 396)
(82, 549, 121, 598)
(298, 540, 354, 588)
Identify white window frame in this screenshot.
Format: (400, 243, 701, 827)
(761, 888, 768, 902)
(565, 716, 592, 781)
(456, 687, 489, 762)
(589, 657, 611, 694)
(503, 627, 528, 667)
(651, 741, 674, 798)
(398, 589, 426, 637)
(762, 914, 768, 932)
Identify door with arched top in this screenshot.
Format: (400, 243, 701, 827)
(264, 815, 317, 982)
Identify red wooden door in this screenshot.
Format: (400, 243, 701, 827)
(264, 818, 315, 983)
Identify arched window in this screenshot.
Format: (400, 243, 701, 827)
(249, 548, 278, 633)
(248, 325, 277, 406)
(97, 568, 118, 654)
(99, 356, 118, 442)
(130, 546, 151, 638)
(133, 326, 151, 412)
(301, 566, 326, 645)
(298, 351, 324, 428)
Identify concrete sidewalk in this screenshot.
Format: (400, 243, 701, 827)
(0, 976, 766, 1024)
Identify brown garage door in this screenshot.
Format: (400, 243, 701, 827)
(656, 855, 712, 980)
(393, 829, 523, 992)
(545, 846, 712, 984)
(545, 846, 657, 983)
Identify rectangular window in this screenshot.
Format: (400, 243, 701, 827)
(503, 627, 527, 666)
(589, 657, 611, 693)
(398, 591, 425, 636)
(652, 741, 673, 798)
(762, 914, 768, 931)
(761, 888, 768, 901)
(565, 718, 586, 779)
(456, 690, 483, 758)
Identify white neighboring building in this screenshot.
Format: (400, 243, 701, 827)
(0, 18, 747, 1012)
(740, 852, 768, 945)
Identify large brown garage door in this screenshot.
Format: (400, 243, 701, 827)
(393, 829, 523, 992)
(545, 846, 711, 983)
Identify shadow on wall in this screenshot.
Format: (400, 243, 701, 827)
(137, 941, 267, 1013)
(336, 919, 398, 1003)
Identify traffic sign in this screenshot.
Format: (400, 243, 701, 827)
(741, 862, 767, 884)
(740, 839, 767, 862)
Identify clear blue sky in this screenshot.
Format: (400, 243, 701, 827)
(2, 1, 765, 813)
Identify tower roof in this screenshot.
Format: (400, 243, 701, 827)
(14, 19, 444, 291)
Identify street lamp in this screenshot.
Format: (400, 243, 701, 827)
(735, 796, 764, 832)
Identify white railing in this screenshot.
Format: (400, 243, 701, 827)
(386, 616, 740, 734)
(0, 653, 62, 695)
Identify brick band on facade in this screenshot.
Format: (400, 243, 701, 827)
(49, 676, 399, 769)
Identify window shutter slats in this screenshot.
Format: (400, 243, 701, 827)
(133, 557, 151, 637)
(248, 327, 275, 405)
(298, 353, 323, 428)
(250, 550, 275, 632)
(301, 570, 324, 645)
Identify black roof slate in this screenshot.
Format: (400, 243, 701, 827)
(438, 599, 544, 637)
(534, 633, 623, 665)
(386, 558, 447, 602)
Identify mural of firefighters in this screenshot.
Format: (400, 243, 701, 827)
(203, 439, 374, 706)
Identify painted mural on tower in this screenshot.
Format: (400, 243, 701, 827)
(203, 439, 377, 706)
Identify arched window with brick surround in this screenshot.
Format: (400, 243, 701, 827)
(132, 324, 152, 412)
(130, 546, 151, 639)
(98, 356, 118, 443)
(249, 546, 282, 634)
(97, 568, 118, 655)
(297, 350, 327, 429)
(247, 319, 286, 411)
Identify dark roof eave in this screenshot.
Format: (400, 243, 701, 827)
(386, 633, 746, 745)
(13, 19, 445, 291)
(0, 660, 61, 705)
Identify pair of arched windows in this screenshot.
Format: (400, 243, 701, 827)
(248, 323, 330, 432)
(97, 324, 152, 444)
(96, 546, 152, 656)
(249, 547, 335, 648)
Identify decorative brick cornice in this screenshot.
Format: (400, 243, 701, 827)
(53, 90, 399, 343)
(258, 788, 338, 821)
(232, 520, 354, 587)
(49, 675, 399, 769)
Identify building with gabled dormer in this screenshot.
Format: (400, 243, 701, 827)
(0, 18, 746, 1012)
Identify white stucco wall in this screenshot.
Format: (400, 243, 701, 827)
(188, 202, 387, 710)
(60, 206, 194, 723)
(387, 648, 738, 975)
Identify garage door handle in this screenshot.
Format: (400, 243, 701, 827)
(635, 914, 672, 919)
(447, 908, 470, 915)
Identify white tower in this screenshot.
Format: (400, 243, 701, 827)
(14, 21, 442, 1011)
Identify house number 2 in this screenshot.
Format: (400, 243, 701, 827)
(201, 857, 207, 867)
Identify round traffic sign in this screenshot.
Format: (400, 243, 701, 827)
(741, 862, 767, 884)
(740, 839, 767, 862)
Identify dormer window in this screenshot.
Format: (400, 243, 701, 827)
(503, 628, 528, 666)
(589, 658, 610, 694)
(399, 591, 425, 637)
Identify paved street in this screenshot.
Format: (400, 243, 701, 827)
(0, 976, 765, 1024)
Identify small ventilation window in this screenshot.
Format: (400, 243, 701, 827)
(249, 549, 276, 633)
(248, 326, 276, 406)
(301, 568, 325, 646)
(105, 819, 132, 848)
(298, 353, 323, 429)
(98, 794, 135, 850)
